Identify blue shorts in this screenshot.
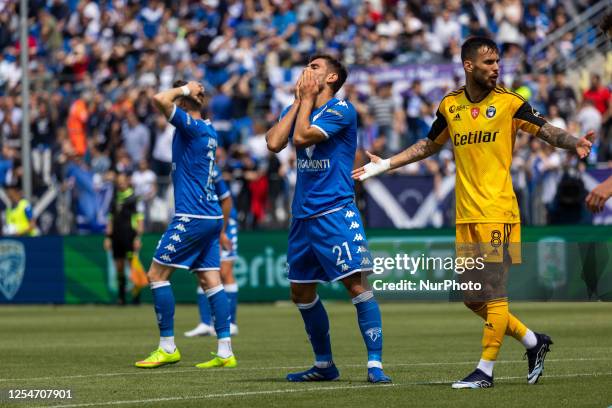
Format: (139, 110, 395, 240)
(153, 215, 222, 272)
(287, 202, 373, 283)
(221, 218, 238, 261)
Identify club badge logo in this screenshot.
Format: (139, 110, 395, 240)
(0, 240, 26, 301)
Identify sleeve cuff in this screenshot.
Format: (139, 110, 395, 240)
(219, 192, 231, 200)
(311, 124, 329, 139)
(168, 104, 177, 122)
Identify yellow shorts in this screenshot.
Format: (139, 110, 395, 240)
(456, 223, 522, 264)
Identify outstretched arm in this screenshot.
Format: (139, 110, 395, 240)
(352, 105, 448, 181)
(352, 139, 443, 181)
(536, 123, 595, 158)
(514, 101, 595, 158)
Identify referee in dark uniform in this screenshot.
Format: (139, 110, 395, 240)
(104, 172, 144, 305)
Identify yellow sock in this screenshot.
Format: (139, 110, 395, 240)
(481, 299, 509, 362)
(506, 312, 528, 341)
(467, 303, 528, 340)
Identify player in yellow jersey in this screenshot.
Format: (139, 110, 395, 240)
(353, 37, 595, 389)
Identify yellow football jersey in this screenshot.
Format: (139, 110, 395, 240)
(427, 86, 546, 224)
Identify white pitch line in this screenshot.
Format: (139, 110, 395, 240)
(0, 357, 608, 383)
(38, 371, 612, 408)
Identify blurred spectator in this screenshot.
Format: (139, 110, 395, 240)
(582, 74, 611, 116)
(367, 80, 400, 152)
(2, 183, 38, 236)
(66, 94, 90, 157)
(402, 79, 432, 146)
(122, 111, 150, 164)
(547, 71, 576, 121)
(547, 105, 566, 130)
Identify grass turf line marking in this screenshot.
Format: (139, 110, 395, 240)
(1, 357, 608, 383)
(39, 371, 612, 408)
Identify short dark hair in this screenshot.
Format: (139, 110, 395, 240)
(172, 79, 202, 111)
(308, 54, 348, 93)
(461, 37, 499, 63)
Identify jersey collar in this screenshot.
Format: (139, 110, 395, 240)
(315, 97, 338, 112)
(463, 86, 493, 104)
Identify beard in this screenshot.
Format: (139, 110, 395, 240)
(473, 73, 496, 90)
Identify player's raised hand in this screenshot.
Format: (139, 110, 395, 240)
(294, 71, 304, 101)
(299, 70, 319, 100)
(186, 81, 204, 97)
(576, 130, 595, 159)
(351, 151, 391, 181)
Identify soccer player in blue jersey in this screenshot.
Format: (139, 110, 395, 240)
(185, 164, 240, 337)
(266, 54, 391, 383)
(135, 80, 237, 369)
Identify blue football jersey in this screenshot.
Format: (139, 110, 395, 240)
(169, 105, 222, 218)
(281, 97, 357, 218)
(212, 164, 238, 220)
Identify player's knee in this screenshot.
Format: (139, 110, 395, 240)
(290, 289, 316, 305)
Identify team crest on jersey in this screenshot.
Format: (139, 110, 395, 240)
(305, 145, 316, 159)
(486, 106, 496, 118)
(470, 107, 480, 119)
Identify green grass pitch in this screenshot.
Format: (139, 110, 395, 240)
(1, 302, 611, 407)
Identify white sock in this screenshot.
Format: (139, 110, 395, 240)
(477, 359, 495, 377)
(314, 360, 332, 368)
(217, 337, 233, 358)
(367, 361, 382, 369)
(159, 336, 176, 353)
(522, 329, 538, 349)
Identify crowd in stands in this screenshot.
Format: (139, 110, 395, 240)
(0, 0, 609, 233)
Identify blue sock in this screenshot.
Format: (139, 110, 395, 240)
(224, 283, 238, 324)
(207, 285, 231, 338)
(196, 286, 212, 325)
(297, 295, 333, 365)
(151, 281, 175, 337)
(353, 291, 383, 366)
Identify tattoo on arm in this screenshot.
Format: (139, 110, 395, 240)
(390, 138, 443, 170)
(536, 123, 578, 150)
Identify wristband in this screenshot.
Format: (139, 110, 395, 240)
(180, 85, 190, 96)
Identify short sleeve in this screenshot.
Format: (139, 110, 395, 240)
(426, 108, 450, 145)
(169, 105, 200, 138)
(311, 104, 351, 139)
(513, 101, 546, 135)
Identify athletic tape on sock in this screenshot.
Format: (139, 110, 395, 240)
(150, 281, 171, 290)
(352, 290, 374, 305)
(296, 295, 320, 310)
(224, 283, 238, 293)
(205, 284, 224, 297)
